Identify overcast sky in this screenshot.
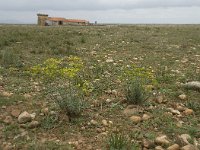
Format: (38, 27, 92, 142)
(0, 0, 200, 24)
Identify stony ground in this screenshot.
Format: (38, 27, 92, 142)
(0, 25, 200, 150)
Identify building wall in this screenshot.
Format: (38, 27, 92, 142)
(37, 14, 48, 26)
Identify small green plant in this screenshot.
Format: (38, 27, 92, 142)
(52, 86, 85, 118)
(3, 124, 20, 140)
(80, 36, 86, 43)
(125, 79, 148, 105)
(108, 133, 129, 150)
(41, 115, 59, 130)
(1, 49, 21, 68)
(185, 101, 200, 113)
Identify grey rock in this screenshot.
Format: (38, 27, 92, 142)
(183, 81, 200, 91)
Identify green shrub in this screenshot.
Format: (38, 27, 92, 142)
(52, 86, 85, 118)
(125, 79, 148, 105)
(108, 133, 129, 150)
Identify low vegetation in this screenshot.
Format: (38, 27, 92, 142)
(0, 24, 200, 149)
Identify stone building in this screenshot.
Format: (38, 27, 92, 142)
(37, 14, 89, 26)
(37, 14, 49, 26)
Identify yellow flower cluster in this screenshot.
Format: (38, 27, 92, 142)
(31, 56, 83, 80)
(122, 64, 157, 86)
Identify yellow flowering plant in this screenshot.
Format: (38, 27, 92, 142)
(121, 64, 157, 87)
(31, 56, 83, 81)
(30, 56, 93, 95)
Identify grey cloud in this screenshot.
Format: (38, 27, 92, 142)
(1, 0, 200, 11)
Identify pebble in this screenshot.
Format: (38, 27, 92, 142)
(168, 108, 181, 115)
(155, 135, 170, 146)
(41, 108, 49, 115)
(142, 114, 151, 121)
(11, 109, 21, 118)
(178, 94, 187, 100)
(130, 115, 142, 123)
(90, 120, 98, 125)
(177, 106, 186, 112)
(50, 111, 57, 115)
(102, 119, 108, 126)
(167, 144, 180, 150)
(28, 121, 40, 128)
(24, 93, 32, 99)
(123, 105, 140, 116)
(155, 95, 167, 104)
(181, 144, 197, 150)
(3, 116, 13, 124)
(18, 111, 32, 124)
(155, 146, 165, 150)
(106, 99, 112, 103)
(2, 91, 13, 97)
(106, 58, 114, 63)
(2, 106, 6, 109)
(108, 121, 113, 125)
(183, 109, 194, 115)
(178, 134, 192, 146)
(30, 113, 36, 119)
(142, 139, 155, 149)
